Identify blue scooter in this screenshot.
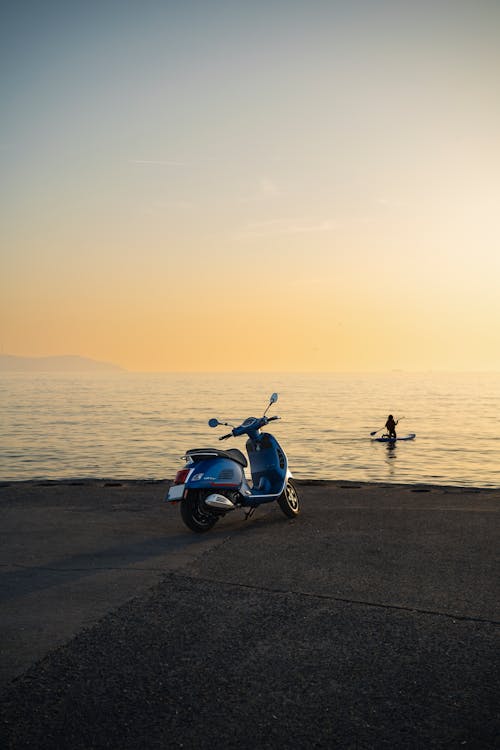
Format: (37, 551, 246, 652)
(165, 393, 300, 533)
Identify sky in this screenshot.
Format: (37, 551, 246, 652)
(1, 0, 499, 372)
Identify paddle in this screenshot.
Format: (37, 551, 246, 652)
(370, 416, 405, 436)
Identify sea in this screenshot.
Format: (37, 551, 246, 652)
(1, 371, 499, 488)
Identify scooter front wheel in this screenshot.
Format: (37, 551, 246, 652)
(181, 490, 219, 533)
(278, 479, 300, 518)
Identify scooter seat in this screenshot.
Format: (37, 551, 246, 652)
(186, 448, 248, 468)
(226, 448, 248, 467)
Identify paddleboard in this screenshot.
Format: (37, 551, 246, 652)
(372, 433, 416, 442)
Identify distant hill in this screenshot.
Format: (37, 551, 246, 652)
(0, 355, 125, 373)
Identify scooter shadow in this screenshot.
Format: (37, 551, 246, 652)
(205, 503, 295, 538)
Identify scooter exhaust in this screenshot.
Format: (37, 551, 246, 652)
(205, 493, 236, 511)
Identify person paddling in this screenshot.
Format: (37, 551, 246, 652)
(385, 414, 398, 439)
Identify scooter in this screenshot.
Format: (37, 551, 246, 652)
(165, 393, 300, 533)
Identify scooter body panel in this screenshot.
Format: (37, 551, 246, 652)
(184, 456, 244, 490)
(245, 432, 289, 500)
(180, 432, 290, 507)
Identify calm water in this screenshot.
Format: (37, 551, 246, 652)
(1, 372, 500, 488)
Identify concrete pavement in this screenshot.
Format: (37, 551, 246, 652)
(0, 479, 498, 748)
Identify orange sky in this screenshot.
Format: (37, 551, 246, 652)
(1, 1, 499, 371)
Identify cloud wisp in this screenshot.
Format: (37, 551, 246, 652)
(236, 218, 337, 239)
(131, 159, 187, 167)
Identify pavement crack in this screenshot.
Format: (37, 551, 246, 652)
(177, 574, 500, 626)
(2, 563, 169, 573)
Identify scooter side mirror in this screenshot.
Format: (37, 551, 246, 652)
(208, 418, 220, 428)
(263, 392, 279, 416)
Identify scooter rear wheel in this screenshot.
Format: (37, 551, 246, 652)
(278, 479, 300, 518)
(181, 490, 219, 533)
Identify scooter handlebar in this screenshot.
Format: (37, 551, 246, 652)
(225, 414, 281, 438)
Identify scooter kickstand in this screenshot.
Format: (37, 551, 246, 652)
(244, 507, 256, 521)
